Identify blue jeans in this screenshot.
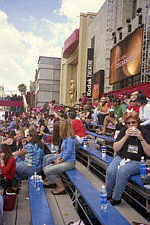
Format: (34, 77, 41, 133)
(106, 155, 140, 200)
(15, 161, 41, 181)
(43, 161, 75, 184)
(42, 154, 57, 167)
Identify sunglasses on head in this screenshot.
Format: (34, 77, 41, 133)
(126, 121, 137, 125)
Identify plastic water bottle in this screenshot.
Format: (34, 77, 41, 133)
(51, 144, 56, 153)
(101, 144, 107, 159)
(100, 185, 107, 210)
(36, 175, 41, 191)
(140, 156, 146, 178)
(83, 138, 88, 149)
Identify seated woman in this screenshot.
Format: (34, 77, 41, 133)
(13, 129, 44, 181)
(43, 120, 76, 195)
(106, 112, 150, 205)
(0, 144, 16, 194)
(102, 108, 116, 133)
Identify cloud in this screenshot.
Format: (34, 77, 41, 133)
(56, 0, 105, 20)
(0, 10, 63, 92)
(0, 0, 105, 93)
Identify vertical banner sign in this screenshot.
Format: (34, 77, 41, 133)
(86, 48, 94, 98)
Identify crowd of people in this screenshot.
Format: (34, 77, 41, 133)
(0, 90, 149, 209)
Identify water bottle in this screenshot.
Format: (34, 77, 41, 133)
(140, 156, 146, 178)
(100, 185, 107, 210)
(33, 172, 37, 188)
(36, 175, 41, 191)
(83, 138, 88, 149)
(101, 144, 107, 159)
(51, 144, 56, 153)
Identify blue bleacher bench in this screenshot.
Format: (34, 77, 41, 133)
(29, 178, 55, 225)
(86, 130, 114, 143)
(66, 168, 131, 225)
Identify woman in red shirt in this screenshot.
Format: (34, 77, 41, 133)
(0, 144, 16, 194)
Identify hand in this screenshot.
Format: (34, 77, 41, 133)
(134, 128, 144, 140)
(126, 127, 137, 136)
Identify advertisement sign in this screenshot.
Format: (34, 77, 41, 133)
(92, 70, 104, 100)
(86, 48, 94, 98)
(109, 27, 143, 84)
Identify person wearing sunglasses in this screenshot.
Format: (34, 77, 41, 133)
(127, 96, 140, 114)
(105, 112, 150, 205)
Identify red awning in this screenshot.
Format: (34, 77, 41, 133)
(63, 29, 79, 58)
(108, 82, 150, 98)
(0, 100, 23, 107)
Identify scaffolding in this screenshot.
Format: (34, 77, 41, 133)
(141, 0, 150, 83)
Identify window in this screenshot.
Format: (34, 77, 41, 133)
(91, 36, 95, 49)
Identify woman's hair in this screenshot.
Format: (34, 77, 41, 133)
(1, 144, 13, 164)
(52, 121, 60, 145)
(29, 129, 43, 148)
(59, 120, 75, 139)
(123, 112, 141, 126)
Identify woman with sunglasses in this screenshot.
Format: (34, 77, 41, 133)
(127, 96, 140, 114)
(106, 112, 150, 205)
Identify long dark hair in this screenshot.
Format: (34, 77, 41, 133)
(1, 144, 13, 165)
(29, 129, 43, 148)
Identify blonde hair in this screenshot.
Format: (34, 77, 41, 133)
(59, 120, 75, 139)
(123, 112, 141, 126)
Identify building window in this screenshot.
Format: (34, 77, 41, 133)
(91, 36, 95, 49)
(132, 0, 137, 19)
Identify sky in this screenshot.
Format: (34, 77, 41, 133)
(0, 0, 105, 94)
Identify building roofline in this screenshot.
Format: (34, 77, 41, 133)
(38, 56, 61, 64)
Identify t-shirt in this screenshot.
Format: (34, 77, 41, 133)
(115, 126, 150, 161)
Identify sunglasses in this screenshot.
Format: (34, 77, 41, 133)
(126, 121, 137, 125)
(130, 100, 136, 103)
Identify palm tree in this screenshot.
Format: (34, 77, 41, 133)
(18, 83, 27, 95)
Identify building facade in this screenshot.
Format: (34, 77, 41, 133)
(88, 0, 150, 97)
(35, 56, 61, 107)
(60, 13, 96, 106)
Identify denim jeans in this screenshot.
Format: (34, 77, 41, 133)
(43, 161, 75, 183)
(42, 154, 57, 168)
(106, 155, 140, 200)
(15, 161, 41, 181)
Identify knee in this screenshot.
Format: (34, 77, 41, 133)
(106, 165, 114, 177)
(117, 167, 129, 179)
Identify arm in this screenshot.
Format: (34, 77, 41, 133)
(59, 138, 75, 161)
(0, 157, 15, 175)
(113, 134, 128, 153)
(135, 128, 150, 157)
(12, 148, 27, 157)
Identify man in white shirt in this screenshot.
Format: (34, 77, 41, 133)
(136, 94, 150, 126)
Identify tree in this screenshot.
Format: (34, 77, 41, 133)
(18, 83, 27, 95)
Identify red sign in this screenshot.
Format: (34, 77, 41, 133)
(63, 29, 79, 58)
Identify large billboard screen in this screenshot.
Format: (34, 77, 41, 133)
(109, 27, 143, 84)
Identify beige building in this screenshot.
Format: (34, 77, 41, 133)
(60, 0, 150, 105)
(60, 13, 96, 106)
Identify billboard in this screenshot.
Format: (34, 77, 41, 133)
(109, 27, 143, 84)
(92, 70, 104, 99)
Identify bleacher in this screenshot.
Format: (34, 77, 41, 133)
(77, 132, 150, 219)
